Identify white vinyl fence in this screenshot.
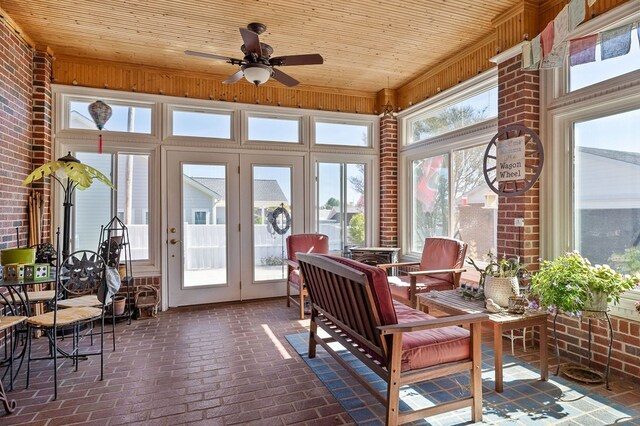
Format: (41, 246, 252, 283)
(126, 223, 346, 269)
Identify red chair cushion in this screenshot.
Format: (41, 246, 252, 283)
(419, 237, 466, 284)
(387, 275, 455, 300)
(286, 234, 329, 263)
(393, 301, 471, 371)
(288, 269, 301, 290)
(326, 256, 398, 326)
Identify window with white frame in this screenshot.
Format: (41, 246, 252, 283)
(316, 161, 368, 253)
(407, 86, 498, 145)
(544, 3, 640, 319)
(315, 120, 370, 147)
(400, 73, 498, 259)
(68, 99, 152, 133)
(171, 108, 232, 139)
(74, 152, 151, 261)
(246, 115, 300, 143)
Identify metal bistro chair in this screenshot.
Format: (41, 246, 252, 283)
(25, 250, 112, 400)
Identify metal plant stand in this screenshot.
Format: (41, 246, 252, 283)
(99, 216, 133, 324)
(553, 310, 613, 390)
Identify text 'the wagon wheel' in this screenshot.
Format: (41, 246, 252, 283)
(483, 124, 544, 197)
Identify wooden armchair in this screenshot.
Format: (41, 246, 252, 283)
(378, 237, 467, 308)
(298, 253, 486, 425)
(285, 233, 329, 319)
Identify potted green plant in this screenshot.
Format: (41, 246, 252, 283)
(467, 254, 524, 307)
(530, 251, 639, 316)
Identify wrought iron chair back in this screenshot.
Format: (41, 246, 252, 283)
(59, 250, 107, 297)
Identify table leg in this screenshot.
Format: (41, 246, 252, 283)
(494, 323, 503, 393)
(539, 318, 548, 381)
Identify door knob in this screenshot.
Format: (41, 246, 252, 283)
(169, 238, 181, 245)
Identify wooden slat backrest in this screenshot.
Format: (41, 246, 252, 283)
(298, 253, 388, 363)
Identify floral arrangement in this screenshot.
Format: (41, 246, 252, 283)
(529, 251, 639, 317)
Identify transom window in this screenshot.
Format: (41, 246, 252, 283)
(569, 28, 640, 92)
(247, 115, 300, 143)
(315, 120, 370, 147)
(171, 108, 231, 139)
(68, 100, 152, 133)
(407, 86, 497, 144)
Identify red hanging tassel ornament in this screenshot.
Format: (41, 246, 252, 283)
(99, 134, 103, 154)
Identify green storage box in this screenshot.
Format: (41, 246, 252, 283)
(1, 248, 36, 266)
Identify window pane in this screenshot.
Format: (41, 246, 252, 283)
(452, 145, 497, 259)
(574, 109, 640, 274)
(69, 101, 152, 133)
(253, 166, 291, 281)
(172, 110, 231, 139)
(409, 87, 498, 144)
(318, 163, 343, 251)
(346, 164, 366, 246)
(412, 154, 449, 252)
(117, 154, 149, 260)
(248, 116, 299, 143)
(182, 164, 227, 286)
(74, 153, 151, 262)
(570, 34, 640, 92)
(316, 122, 369, 146)
(74, 153, 113, 252)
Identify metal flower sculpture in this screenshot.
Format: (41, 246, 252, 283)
(23, 152, 114, 258)
(88, 100, 113, 153)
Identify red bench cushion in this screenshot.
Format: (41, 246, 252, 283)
(387, 275, 455, 300)
(326, 256, 397, 326)
(394, 301, 471, 371)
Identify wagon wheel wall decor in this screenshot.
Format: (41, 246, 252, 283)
(483, 124, 544, 197)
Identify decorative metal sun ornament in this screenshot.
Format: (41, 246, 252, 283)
(88, 100, 113, 153)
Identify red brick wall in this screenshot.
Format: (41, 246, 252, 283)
(0, 18, 33, 249)
(31, 50, 54, 242)
(379, 115, 398, 247)
(496, 52, 639, 385)
(496, 55, 540, 267)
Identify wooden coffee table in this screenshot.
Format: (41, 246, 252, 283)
(417, 290, 548, 393)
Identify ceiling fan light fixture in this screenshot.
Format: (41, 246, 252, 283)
(243, 64, 272, 86)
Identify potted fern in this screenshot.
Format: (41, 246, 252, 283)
(530, 251, 639, 316)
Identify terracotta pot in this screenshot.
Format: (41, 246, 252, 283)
(113, 295, 127, 316)
(484, 276, 519, 308)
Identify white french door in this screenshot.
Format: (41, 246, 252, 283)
(166, 151, 240, 307)
(240, 154, 304, 299)
(166, 150, 304, 307)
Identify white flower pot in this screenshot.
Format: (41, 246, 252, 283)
(484, 276, 519, 308)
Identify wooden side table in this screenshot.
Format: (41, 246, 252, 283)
(418, 290, 549, 393)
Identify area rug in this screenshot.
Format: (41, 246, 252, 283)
(286, 333, 639, 425)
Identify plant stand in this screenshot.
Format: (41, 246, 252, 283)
(99, 216, 133, 324)
(553, 310, 613, 390)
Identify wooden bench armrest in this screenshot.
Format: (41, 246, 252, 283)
(285, 259, 299, 268)
(378, 313, 488, 335)
(407, 267, 466, 277)
(377, 261, 419, 271)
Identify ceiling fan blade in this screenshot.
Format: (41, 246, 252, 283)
(272, 69, 299, 87)
(184, 50, 237, 62)
(222, 70, 244, 84)
(239, 28, 262, 56)
(270, 54, 324, 66)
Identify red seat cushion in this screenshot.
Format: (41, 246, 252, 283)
(286, 234, 330, 291)
(393, 301, 471, 371)
(288, 269, 301, 290)
(387, 275, 455, 300)
(326, 256, 397, 326)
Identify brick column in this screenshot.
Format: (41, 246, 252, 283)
(32, 49, 54, 241)
(496, 54, 540, 267)
(379, 114, 398, 247)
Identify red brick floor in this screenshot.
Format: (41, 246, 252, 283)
(1, 298, 638, 425)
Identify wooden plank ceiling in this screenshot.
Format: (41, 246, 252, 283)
(3, 0, 520, 93)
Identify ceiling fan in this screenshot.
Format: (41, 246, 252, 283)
(185, 22, 323, 87)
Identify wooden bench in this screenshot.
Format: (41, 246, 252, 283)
(297, 253, 487, 425)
